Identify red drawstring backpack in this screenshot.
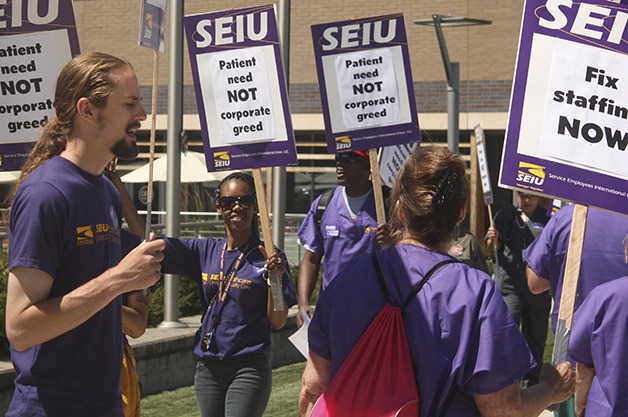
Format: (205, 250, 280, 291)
(310, 254, 457, 417)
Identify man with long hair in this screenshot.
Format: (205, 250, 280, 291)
(4, 52, 165, 417)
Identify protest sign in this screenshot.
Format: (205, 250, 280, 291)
(500, 0, 627, 215)
(378, 142, 418, 188)
(0, 0, 80, 171)
(311, 14, 419, 154)
(501, 0, 627, 389)
(185, 5, 296, 309)
(184, 5, 297, 172)
(139, 0, 166, 53)
(474, 124, 494, 206)
(138, 0, 167, 246)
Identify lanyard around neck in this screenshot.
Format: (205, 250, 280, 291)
(217, 241, 253, 302)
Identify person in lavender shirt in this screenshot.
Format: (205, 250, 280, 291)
(296, 150, 388, 327)
(525, 205, 628, 417)
(570, 271, 628, 417)
(3, 53, 165, 417)
(299, 146, 574, 417)
(525, 205, 628, 331)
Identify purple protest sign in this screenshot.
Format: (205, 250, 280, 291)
(0, 0, 80, 171)
(500, 0, 627, 215)
(184, 5, 297, 172)
(139, 0, 166, 53)
(311, 14, 420, 154)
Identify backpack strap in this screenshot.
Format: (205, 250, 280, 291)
(314, 186, 337, 227)
(371, 253, 392, 304)
(373, 253, 460, 416)
(402, 259, 458, 310)
(315, 185, 391, 227)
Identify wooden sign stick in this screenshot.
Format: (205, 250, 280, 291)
(552, 203, 589, 364)
(369, 148, 387, 225)
(252, 168, 285, 311)
(143, 50, 159, 295)
(145, 50, 159, 241)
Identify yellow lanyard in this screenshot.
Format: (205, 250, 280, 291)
(217, 242, 251, 302)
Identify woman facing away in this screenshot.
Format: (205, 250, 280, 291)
(299, 146, 574, 417)
(159, 172, 297, 417)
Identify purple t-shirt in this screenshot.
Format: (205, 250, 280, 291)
(309, 244, 534, 417)
(297, 187, 379, 290)
(570, 276, 628, 417)
(161, 236, 297, 359)
(524, 205, 628, 330)
(7, 156, 128, 417)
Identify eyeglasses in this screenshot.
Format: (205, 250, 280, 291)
(335, 152, 360, 163)
(217, 195, 256, 211)
(519, 194, 538, 201)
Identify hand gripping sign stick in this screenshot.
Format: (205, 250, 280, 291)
(138, 0, 166, 294)
(252, 169, 286, 311)
(473, 124, 500, 279)
(140, 50, 159, 296)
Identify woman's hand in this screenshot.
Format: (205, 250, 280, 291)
(259, 245, 287, 277)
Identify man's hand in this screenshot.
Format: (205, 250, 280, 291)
(540, 362, 576, 405)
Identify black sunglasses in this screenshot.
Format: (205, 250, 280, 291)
(217, 194, 256, 211)
(335, 152, 360, 163)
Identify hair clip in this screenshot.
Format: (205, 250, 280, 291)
(433, 170, 459, 207)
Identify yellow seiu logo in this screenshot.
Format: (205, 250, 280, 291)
(76, 226, 94, 240)
(76, 226, 94, 246)
(145, 13, 153, 30)
(335, 136, 352, 150)
(214, 151, 230, 169)
(516, 162, 545, 186)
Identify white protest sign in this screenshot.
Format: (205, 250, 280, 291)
(538, 39, 627, 178)
(334, 48, 401, 130)
(206, 47, 276, 145)
(378, 142, 418, 187)
(474, 124, 494, 205)
(322, 46, 410, 135)
(0, 30, 68, 143)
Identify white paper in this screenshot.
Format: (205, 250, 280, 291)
(288, 309, 311, 359)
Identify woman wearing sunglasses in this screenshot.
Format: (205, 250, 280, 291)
(159, 171, 297, 417)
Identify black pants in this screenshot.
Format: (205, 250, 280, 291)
(500, 283, 551, 386)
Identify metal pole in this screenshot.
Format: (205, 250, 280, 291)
(448, 62, 460, 153)
(159, 0, 185, 328)
(272, 0, 290, 249)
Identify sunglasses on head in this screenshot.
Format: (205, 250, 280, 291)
(217, 194, 256, 211)
(335, 152, 361, 163)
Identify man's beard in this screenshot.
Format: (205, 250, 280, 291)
(111, 137, 139, 160)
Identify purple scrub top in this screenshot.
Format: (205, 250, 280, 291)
(524, 205, 628, 330)
(297, 186, 379, 290)
(309, 244, 534, 417)
(570, 277, 628, 417)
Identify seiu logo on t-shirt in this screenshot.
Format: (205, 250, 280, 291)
(75, 223, 120, 246)
(325, 225, 339, 237)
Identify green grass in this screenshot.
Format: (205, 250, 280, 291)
(141, 361, 306, 417)
(142, 319, 556, 417)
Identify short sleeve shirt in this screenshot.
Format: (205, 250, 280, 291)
(297, 187, 379, 290)
(525, 205, 628, 330)
(570, 277, 628, 417)
(161, 235, 297, 359)
(309, 244, 534, 417)
(7, 156, 127, 417)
